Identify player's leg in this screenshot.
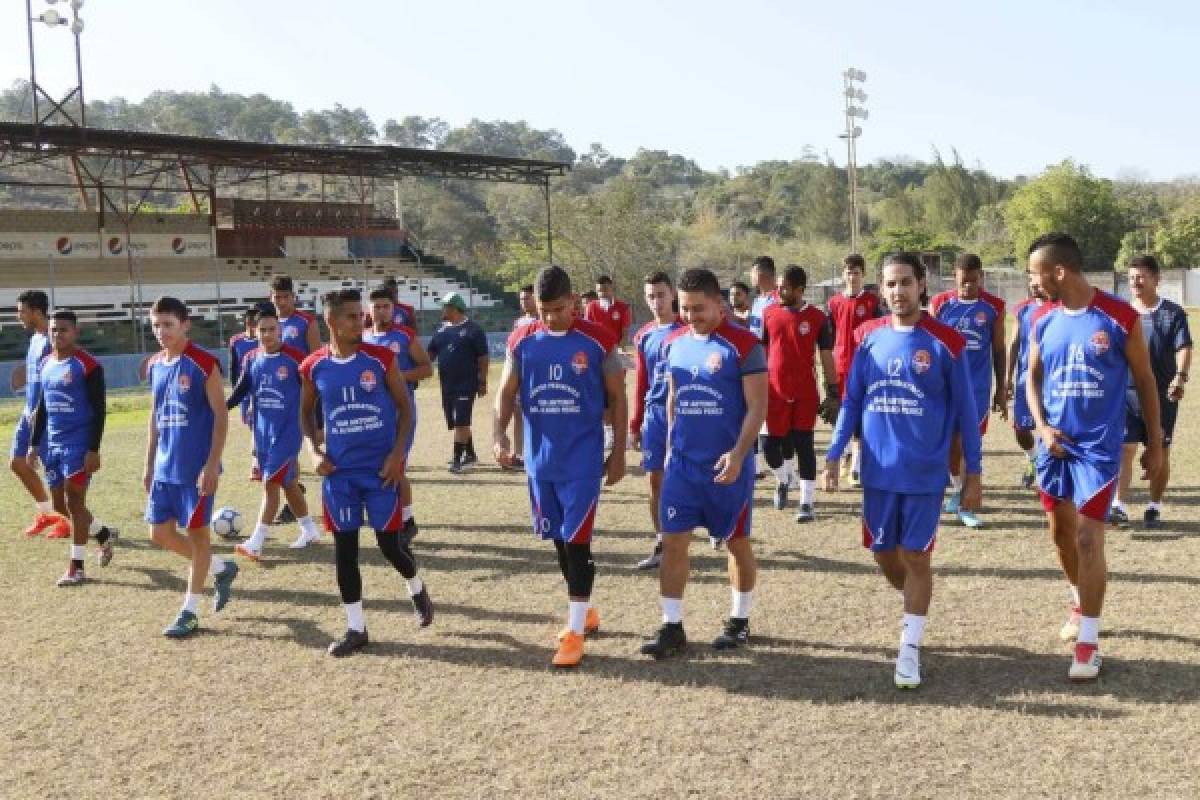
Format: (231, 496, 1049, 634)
(282, 467, 321, 549)
(1014, 427, 1037, 489)
(710, 468, 756, 650)
(641, 465, 693, 658)
(365, 474, 433, 629)
(894, 492, 939, 688)
(238, 481, 279, 560)
(762, 434, 789, 510)
(791, 427, 817, 522)
(1110, 442, 1138, 528)
(459, 396, 479, 466)
(1144, 399, 1176, 529)
(58, 475, 93, 586)
(764, 391, 794, 508)
(1066, 461, 1112, 680)
(325, 474, 370, 655)
(637, 405, 668, 569)
(943, 433, 964, 515)
(10, 418, 64, 536)
(550, 478, 601, 666)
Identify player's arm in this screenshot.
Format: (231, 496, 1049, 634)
(228, 341, 241, 388)
(492, 351, 520, 466)
(816, 317, 839, 423)
(84, 364, 106, 473)
(405, 338, 434, 383)
(300, 374, 332, 475)
(199, 365, 227, 497)
(1168, 314, 1193, 402)
(1126, 322, 1164, 480)
(602, 348, 627, 486)
(380, 362, 412, 488)
(825, 348, 865, 489)
(715, 363, 767, 485)
(630, 341, 648, 441)
(225, 360, 252, 411)
(952, 352, 984, 511)
(304, 317, 321, 354)
(991, 310, 1007, 417)
(1025, 336, 1068, 457)
(28, 378, 47, 453)
(143, 401, 158, 493)
(474, 327, 490, 397)
(1005, 326, 1021, 401)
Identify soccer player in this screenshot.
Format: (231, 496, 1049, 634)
(226, 304, 322, 560)
(1005, 276, 1048, 489)
(28, 310, 116, 585)
(930, 253, 1006, 529)
(300, 288, 433, 657)
(583, 275, 633, 346)
(1111, 255, 1192, 530)
(639, 268, 767, 659)
(270, 274, 322, 355)
(505, 284, 539, 467)
(1025, 233, 1162, 681)
(363, 287, 434, 544)
(728, 282, 752, 328)
(746, 256, 778, 340)
(762, 266, 837, 522)
(228, 307, 259, 428)
(494, 265, 627, 668)
(426, 292, 489, 473)
(825, 253, 983, 689)
(363, 277, 419, 332)
(514, 284, 538, 328)
(578, 290, 598, 320)
(143, 296, 239, 638)
(826, 254, 884, 487)
(9, 290, 67, 538)
(629, 271, 684, 570)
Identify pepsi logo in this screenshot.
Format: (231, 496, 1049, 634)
(107, 237, 123, 255)
(705, 352, 723, 374)
(571, 351, 589, 375)
(359, 369, 377, 392)
(56, 236, 72, 255)
(913, 349, 932, 374)
(171, 237, 186, 255)
(1090, 330, 1110, 355)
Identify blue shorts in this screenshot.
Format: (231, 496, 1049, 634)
(861, 488, 941, 553)
(640, 404, 668, 472)
(1037, 452, 1117, 523)
(660, 455, 754, 541)
(145, 481, 213, 529)
(528, 476, 602, 543)
(252, 433, 301, 485)
(1012, 385, 1035, 432)
(10, 413, 48, 461)
(44, 445, 90, 489)
(321, 470, 403, 532)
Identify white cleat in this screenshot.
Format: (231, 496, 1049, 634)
(289, 528, 322, 549)
(1059, 607, 1081, 642)
(894, 645, 921, 689)
(1068, 642, 1101, 682)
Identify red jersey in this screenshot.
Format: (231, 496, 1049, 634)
(827, 290, 883, 376)
(584, 299, 633, 344)
(763, 303, 833, 400)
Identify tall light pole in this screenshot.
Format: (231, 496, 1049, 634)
(841, 68, 868, 254)
(25, 0, 87, 142)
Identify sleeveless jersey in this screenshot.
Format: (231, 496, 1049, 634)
(241, 345, 306, 452)
(1012, 298, 1044, 392)
(300, 343, 398, 473)
(149, 342, 219, 484)
(279, 310, 318, 355)
(930, 289, 1005, 409)
(631, 318, 684, 432)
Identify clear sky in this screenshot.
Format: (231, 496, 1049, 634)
(2, 0, 1196, 179)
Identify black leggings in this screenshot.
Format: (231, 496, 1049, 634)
(553, 539, 595, 598)
(761, 431, 816, 480)
(333, 529, 418, 605)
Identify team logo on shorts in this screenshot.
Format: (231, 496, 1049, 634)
(855, 305, 866, 318)
(571, 351, 589, 375)
(798, 320, 811, 336)
(912, 349, 932, 374)
(975, 311, 988, 326)
(178, 374, 191, 391)
(705, 352, 723, 374)
(359, 370, 377, 391)
(1090, 330, 1110, 355)
(275, 365, 289, 381)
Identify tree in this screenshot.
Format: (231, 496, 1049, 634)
(1155, 211, 1200, 269)
(382, 116, 448, 149)
(1003, 160, 1130, 269)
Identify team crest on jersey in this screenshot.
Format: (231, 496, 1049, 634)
(60, 369, 73, 385)
(571, 351, 589, 375)
(276, 365, 289, 381)
(1090, 330, 1110, 355)
(705, 352, 723, 374)
(389, 341, 402, 353)
(178, 374, 191, 391)
(359, 370, 377, 392)
(855, 305, 866, 318)
(974, 311, 988, 326)
(611, 310, 620, 320)
(912, 350, 932, 374)
(798, 320, 811, 336)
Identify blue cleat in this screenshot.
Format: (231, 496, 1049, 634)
(163, 610, 199, 638)
(213, 561, 239, 612)
(942, 492, 961, 515)
(959, 510, 985, 529)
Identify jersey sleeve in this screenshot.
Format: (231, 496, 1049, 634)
(630, 338, 649, 433)
(740, 344, 767, 375)
(816, 312, 834, 350)
(950, 349, 983, 474)
(1173, 306, 1193, 352)
(471, 324, 490, 358)
(226, 358, 253, 410)
(826, 341, 865, 462)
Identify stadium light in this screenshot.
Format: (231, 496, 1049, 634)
(38, 9, 67, 25)
(841, 67, 868, 254)
(25, 0, 87, 137)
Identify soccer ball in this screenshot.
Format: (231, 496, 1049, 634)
(213, 507, 244, 539)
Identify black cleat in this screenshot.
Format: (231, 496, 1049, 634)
(640, 622, 687, 659)
(460, 451, 478, 467)
(398, 518, 419, 549)
(327, 628, 369, 657)
(1108, 506, 1130, 529)
(636, 542, 663, 570)
(1144, 508, 1163, 530)
(713, 617, 750, 650)
(795, 504, 815, 523)
(773, 482, 789, 510)
(412, 586, 434, 628)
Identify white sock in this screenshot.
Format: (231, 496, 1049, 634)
(210, 555, 227, 576)
(1111, 497, 1125, 511)
(70, 544, 86, 561)
(850, 444, 861, 473)
(405, 575, 424, 597)
(1078, 616, 1100, 645)
(655, 532, 663, 545)
(901, 613, 927, 649)
(661, 596, 683, 624)
(787, 457, 799, 485)
(567, 601, 589, 634)
(950, 474, 963, 493)
(1147, 501, 1162, 512)
(298, 516, 319, 536)
(799, 479, 816, 506)
(248, 523, 269, 548)
(731, 589, 753, 619)
(344, 601, 365, 632)
(88, 519, 103, 535)
(1021, 445, 1035, 461)
(36, 500, 53, 514)
(770, 464, 790, 486)
(402, 505, 414, 522)
(1069, 584, 1081, 608)
(181, 593, 200, 614)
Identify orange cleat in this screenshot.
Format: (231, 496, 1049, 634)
(23, 512, 63, 537)
(552, 631, 585, 668)
(556, 607, 600, 642)
(234, 543, 262, 562)
(44, 519, 72, 539)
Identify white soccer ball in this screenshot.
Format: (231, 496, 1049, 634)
(213, 507, 244, 539)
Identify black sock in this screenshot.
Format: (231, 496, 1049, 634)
(71, 559, 84, 569)
(452, 442, 465, 465)
(466, 437, 477, 460)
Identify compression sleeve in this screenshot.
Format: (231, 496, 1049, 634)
(226, 364, 252, 411)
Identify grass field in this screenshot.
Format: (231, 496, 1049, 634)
(2, 366, 1198, 799)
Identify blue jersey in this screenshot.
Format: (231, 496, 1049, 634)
(37, 349, 103, 450)
(508, 319, 618, 482)
(427, 318, 489, 393)
(1012, 297, 1044, 391)
(149, 343, 219, 485)
(279, 310, 318, 355)
(23, 330, 50, 412)
(631, 318, 684, 433)
(239, 345, 306, 455)
(1031, 291, 1139, 463)
(827, 314, 982, 494)
(664, 321, 766, 470)
(300, 343, 398, 473)
(1127, 297, 1192, 410)
(748, 291, 779, 341)
(931, 290, 1004, 419)
(363, 325, 417, 375)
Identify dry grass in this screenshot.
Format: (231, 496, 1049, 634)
(1, 368, 1198, 799)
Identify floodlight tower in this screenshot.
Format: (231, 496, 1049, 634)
(25, 0, 87, 141)
(841, 68, 868, 253)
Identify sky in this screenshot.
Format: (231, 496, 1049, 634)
(2, 0, 1197, 180)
